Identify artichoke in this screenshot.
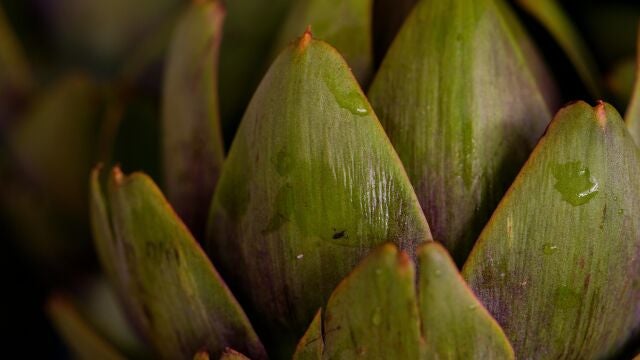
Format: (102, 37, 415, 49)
(2, 0, 640, 359)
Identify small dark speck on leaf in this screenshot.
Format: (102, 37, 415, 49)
(332, 230, 346, 239)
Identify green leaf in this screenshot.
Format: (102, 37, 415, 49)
(293, 243, 513, 358)
(272, 0, 373, 84)
(516, 0, 603, 97)
(9, 74, 101, 217)
(322, 244, 423, 359)
(463, 101, 640, 358)
(90, 167, 267, 359)
(292, 310, 323, 360)
(494, 0, 560, 111)
(368, 0, 551, 264)
(207, 32, 431, 338)
(417, 242, 514, 359)
(47, 294, 125, 360)
(626, 24, 640, 145)
(162, 0, 225, 240)
(218, 0, 293, 146)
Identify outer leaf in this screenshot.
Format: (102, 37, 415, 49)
(47, 294, 125, 360)
(272, 0, 373, 84)
(218, 0, 293, 146)
(162, 0, 225, 240)
(626, 24, 640, 145)
(90, 167, 267, 359)
(207, 32, 431, 336)
(292, 310, 323, 360)
(417, 242, 514, 359)
(9, 74, 101, 218)
(463, 101, 640, 358)
(368, 0, 551, 264)
(517, 0, 602, 97)
(322, 244, 423, 359)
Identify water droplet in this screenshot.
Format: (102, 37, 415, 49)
(542, 243, 559, 255)
(467, 304, 478, 310)
(434, 269, 442, 277)
(552, 161, 599, 206)
(371, 307, 382, 325)
(618, 209, 624, 215)
(323, 74, 369, 116)
(555, 285, 581, 310)
(296, 254, 304, 260)
(499, 272, 506, 279)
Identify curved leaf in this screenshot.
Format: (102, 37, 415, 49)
(626, 24, 640, 145)
(463, 101, 640, 358)
(418, 242, 514, 359)
(292, 310, 323, 360)
(207, 31, 431, 337)
(516, 0, 603, 97)
(368, 0, 551, 264)
(162, 0, 225, 240)
(90, 167, 267, 359)
(47, 294, 125, 360)
(272, 0, 373, 84)
(322, 245, 423, 359)
(294, 243, 513, 358)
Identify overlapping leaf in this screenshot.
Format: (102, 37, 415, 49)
(47, 294, 125, 360)
(293, 243, 513, 359)
(626, 24, 640, 145)
(162, 0, 225, 239)
(207, 32, 431, 340)
(90, 167, 266, 359)
(463, 101, 640, 358)
(368, 0, 552, 264)
(272, 0, 373, 84)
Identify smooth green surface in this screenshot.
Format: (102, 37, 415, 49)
(218, 0, 293, 146)
(162, 0, 225, 239)
(90, 167, 266, 359)
(463, 101, 640, 358)
(322, 244, 423, 359)
(292, 310, 323, 360)
(368, 0, 551, 264)
(418, 243, 514, 359)
(47, 294, 125, 360)
(626, 24, 640, 145)
(517, 0, 602, 97)
(272, 0, 373, 84)
(208, 34, 431, 337)
(294, 243, 512, 359)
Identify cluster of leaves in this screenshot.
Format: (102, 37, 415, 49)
(1, 0, 640, 359)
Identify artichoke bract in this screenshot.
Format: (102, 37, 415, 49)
(207, 30, 431, 337)
(463, 101, 640, 358)
(368, 0, 553, 264)
(162, 0, 225, 240)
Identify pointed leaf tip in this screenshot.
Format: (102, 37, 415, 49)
(208, 31, 430, 339)
(463, 100, 640, 358)
(91, 167, 266, 359)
